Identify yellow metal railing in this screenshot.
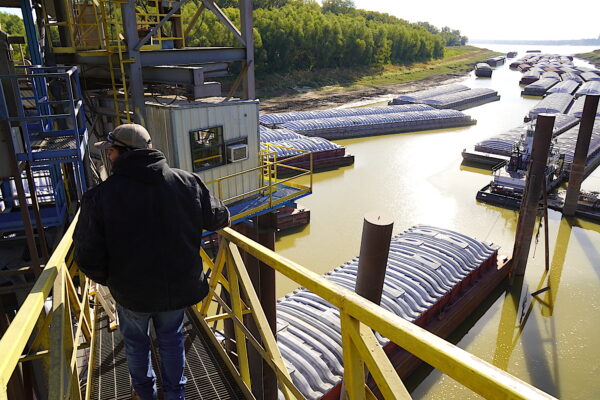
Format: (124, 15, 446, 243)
(204, 144, 313, 222)
(198, 228, 557, 400)
(0, 214, 557, 399)
(0, 217, 96, 400)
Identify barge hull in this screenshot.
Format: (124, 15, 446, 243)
(302, 120, 477, 140)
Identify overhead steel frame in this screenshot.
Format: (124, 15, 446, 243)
(43, 0, 256, 125)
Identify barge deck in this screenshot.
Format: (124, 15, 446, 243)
(274, 225, 507, 399)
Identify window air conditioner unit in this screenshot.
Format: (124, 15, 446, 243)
(227, 144, 248, 162)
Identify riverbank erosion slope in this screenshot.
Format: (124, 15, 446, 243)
(576, 49, 600, 68)
(257, 46, 501, 113)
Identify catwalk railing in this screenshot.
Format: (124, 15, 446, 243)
(0, 217, 557, 399)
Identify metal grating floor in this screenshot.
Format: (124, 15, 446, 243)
(89, 310, 245, 400)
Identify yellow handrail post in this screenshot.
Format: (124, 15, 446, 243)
(309, 151, 313, 190)
(340, 312, 366, 400)
(48, 265, 68, 400)
(226, 243, 297, 400)
(225, 246, 251, 387)
(268, 158, 273, 208)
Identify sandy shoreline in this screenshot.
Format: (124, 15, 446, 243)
(258, 72, 470, 113)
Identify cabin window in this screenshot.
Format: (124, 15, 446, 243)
(190, 126, 225, 171)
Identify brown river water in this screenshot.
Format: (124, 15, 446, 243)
(273, 44, 600, 399)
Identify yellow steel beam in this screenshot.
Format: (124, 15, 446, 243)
(84, 305, 99, 400)
(227, 243, 297, 400)
(224, 246, 251, 387)
(219, 227, 556, 400)
(49, 266, 68, 400)
(340, 313, 366, 400)
(0, 217, 78, 397)
(349, 321, 411, 399)
(204, 309, 251, 323)
(198, 240, 228, 315)
(195, 291, 305, 399)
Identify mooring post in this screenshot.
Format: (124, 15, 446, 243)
(563, 94, 600, 216)
(355, 211, 394, 304)
(341, 212, 393, 400)
(511, 114, 556, 278)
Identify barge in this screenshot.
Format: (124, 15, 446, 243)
(575, 81, 600, 97)
(521, 77, 559, 96)
(389, 84, 469, 105)
(525, 93, 574, 121)
(259, 104, 433, 128)
(580, 71, 600, 82)
(475, 63, 493, 77)
(275, 225, 508, 399)
(486, 56, 506, 67)
(555, 118, 600, 172)
(547, 191, 600, 224)
(278, 109, 477, 140)
(476, 143, 566, 209)
(519, 70, 541, 85)
(418, 88, 500, 111)
(562, 72, 584, 83)
(546, 79, 580, 95)
(462, 114, 579, 167)
(568, 96, 600, 118)
(478, 118, 600, 209)
(259, 126, 354, 174)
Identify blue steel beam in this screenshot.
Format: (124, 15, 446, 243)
(19, 0, 42, 65)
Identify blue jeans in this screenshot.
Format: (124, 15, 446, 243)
(116, 304, 187, 400)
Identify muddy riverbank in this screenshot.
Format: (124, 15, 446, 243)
(258, 72, 469, 113)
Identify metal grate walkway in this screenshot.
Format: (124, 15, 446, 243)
(89, 310, 245, 400)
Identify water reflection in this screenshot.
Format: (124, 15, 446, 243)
(458, 163, 493, 176)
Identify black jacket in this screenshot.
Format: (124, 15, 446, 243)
(73, 149, 229, 312)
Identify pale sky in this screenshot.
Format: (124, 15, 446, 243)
(2, 1, 600, 41)
(353, 0, 600, 41)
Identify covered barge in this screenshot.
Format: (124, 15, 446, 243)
(259, 104, 433, 128)
(546, 80, 580, 95)
(569, 96, 600, 118)
(389, 84, 469, 105)
(575, 81, 600, 97)
(418, 88, 500, 110)
(462, 114, 579, 166)
(259, 126, 354, 173)
(525, 93, 574, 121)
(279, 110, 476, 140)
(521, 78, 559, 96)
(475, 63, 493, 77)
(275, 225, 506, 399)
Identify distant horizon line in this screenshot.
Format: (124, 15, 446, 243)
(470, 38, 600, 45)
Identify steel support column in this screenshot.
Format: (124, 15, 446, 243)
(511, 114, 555, 277)
(20, 0, 42, 65)
(0, 31, 41, 271)
(239, 0, 255, 99)
(121, 0, 146, 125)
(563, 94, 600, 216)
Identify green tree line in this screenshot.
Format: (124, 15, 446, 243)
(0, 12, 28, 62)
(184, 0, 467, 73)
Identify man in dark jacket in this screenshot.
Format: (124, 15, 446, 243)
(74, 124, 229, 400)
